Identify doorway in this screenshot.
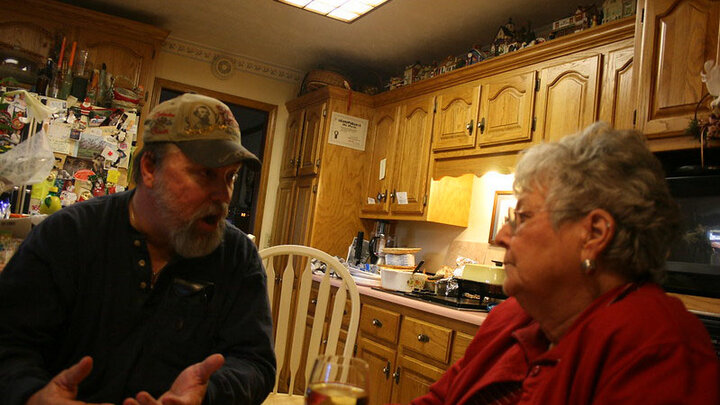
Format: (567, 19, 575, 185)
(149, 78, 277, 240)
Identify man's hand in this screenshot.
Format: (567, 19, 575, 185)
(123, 354, 225, 405)
(26, 356, 113, 405)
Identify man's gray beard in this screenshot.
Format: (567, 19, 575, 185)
(150, 175, 228, 258)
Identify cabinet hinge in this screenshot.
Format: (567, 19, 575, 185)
(535, 78, 540, 92)
(433, 99, 437, 114)
(323, 108, 327, 117)
(423, 195, 427, 206)
(531, 117, 537, 132)
(632, 110, 637, 127)
(641, 8, 644, 24)
(312, 184, 318, 193)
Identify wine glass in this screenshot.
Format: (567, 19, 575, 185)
(305, 355, 369, 405)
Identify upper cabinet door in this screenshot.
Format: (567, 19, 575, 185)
(391, 96, 435, 216)
(536, 55, 601, 142)
(599, 44, 635, 130)
(361, 104, 399, 215)
(635, 0, 720, 138)
(476, 71, 537, 148)
(297, 102, 327, 176)
(281, 109, 305, 178)
(432, 83, 481, 151)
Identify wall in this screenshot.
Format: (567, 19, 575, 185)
(394, 172, 514, 273)
(154, 39, 302, 248)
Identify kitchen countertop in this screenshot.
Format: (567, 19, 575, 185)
(314, 273, 488, 326)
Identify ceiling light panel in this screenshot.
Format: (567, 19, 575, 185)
(276, 0, 389, 23)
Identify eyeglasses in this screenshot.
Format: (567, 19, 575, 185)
(504, 206, 578, 235)
(504, 207, 531, 235)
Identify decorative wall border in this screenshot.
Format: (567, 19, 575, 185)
(161, 37, 303, 84)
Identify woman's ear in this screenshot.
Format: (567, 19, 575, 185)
(581, 208, 615, 261)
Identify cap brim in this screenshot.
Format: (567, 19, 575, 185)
(175, 139, 261, 169)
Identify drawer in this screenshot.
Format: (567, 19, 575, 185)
(451, 331, 475, 364)
(399, 316, 452, 363)
(309, 288, 352, 329)
(360, 304, 400, 344)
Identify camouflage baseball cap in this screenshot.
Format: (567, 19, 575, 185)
(143, 93, 261, 169)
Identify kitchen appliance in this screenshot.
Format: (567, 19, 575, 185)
(663, 172, 720, 298)
(368, 220, 391, 264)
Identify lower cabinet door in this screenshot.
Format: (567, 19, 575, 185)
(391, 354, 445, 404)
(357, 337, 396, 405)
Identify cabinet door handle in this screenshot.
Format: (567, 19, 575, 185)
(371, 318, 383, 328)
(466, 119, 474, 135)
(390, 189, 396, 202)
(376, 191, 386, 202)
(478, 117, 485, 134)
(392, 367, 401, 384)
(310, 299, 317, 305)
(315, 158, 321, 168)
(382, 361, 391, 379)
(289, 158, 295, 166)
(417, 333, 430, 343)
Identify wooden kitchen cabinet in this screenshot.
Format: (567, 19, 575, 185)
(361, 95, 474, 226)
(599, 44, 635, 130)
(432, 83, 481, 151)
(297, 102, 327, 177)
(270, 176, 317, 246)
(391, 354, 445, 404)
(280, 109, 305, 178)
(633, 0, 720, 149)
(2, 0, 168, 144)
(270, 86, 374, 257)
(535, 55, 601, 142)
(361, 103, 400, 215)
(357, 299, 481, 405)
(391, 95, 437, 216)
(476, 70, 537, 149)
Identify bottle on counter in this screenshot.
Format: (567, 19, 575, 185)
(34, 58, 53, 96)
(58, 60, 73, 100)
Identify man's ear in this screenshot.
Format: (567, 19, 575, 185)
(139, 152, 157, 188)
(581, 208, 615, 261)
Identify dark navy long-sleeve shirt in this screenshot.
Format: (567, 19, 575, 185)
(0, 190, 275, 405)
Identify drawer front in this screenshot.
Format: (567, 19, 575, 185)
(399, 316, 452, 363)
(360, 304, 400, 344)
(451, 331, 475, 365)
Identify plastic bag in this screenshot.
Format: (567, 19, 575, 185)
(0, 127, 55, 193)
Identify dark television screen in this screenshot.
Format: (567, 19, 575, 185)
(663, 174, 720, 298)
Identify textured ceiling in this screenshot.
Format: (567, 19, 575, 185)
(56, 0, 581, 88)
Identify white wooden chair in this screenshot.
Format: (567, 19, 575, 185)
(259, 244, 361, 404)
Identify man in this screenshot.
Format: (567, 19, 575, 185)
(0, 93, 276, 405)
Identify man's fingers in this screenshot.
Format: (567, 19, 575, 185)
(57, 356, 94, 389)
(196, 354, 225, 381)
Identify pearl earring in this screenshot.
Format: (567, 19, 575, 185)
(581, 258, 596, 274)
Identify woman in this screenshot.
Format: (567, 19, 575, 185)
(409, 123, 719, 404)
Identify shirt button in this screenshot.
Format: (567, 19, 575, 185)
(138, 259, 146, 267)
(139, 281, 147, 289)
(133, 240, 141, 247)
(530, 365, 541, 376)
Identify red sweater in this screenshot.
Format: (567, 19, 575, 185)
(408, 283, 720, 404)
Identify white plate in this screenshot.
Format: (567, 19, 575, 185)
(353, 276, 381, 287)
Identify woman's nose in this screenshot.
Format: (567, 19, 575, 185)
(494, 222, 512, 249)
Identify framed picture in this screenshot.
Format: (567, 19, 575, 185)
(489, 191, 517, 244)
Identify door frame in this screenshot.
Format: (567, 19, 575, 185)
(147, 77, 278, 243)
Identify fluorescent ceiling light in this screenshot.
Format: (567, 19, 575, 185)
(276, 0, 388, 22)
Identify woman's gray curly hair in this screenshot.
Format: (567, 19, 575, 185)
(513, 122, 679, 283)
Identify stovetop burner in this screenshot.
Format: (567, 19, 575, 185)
(373, 288, 498, 311)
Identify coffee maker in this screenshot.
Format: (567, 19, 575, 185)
(368, 220, 392, 264)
